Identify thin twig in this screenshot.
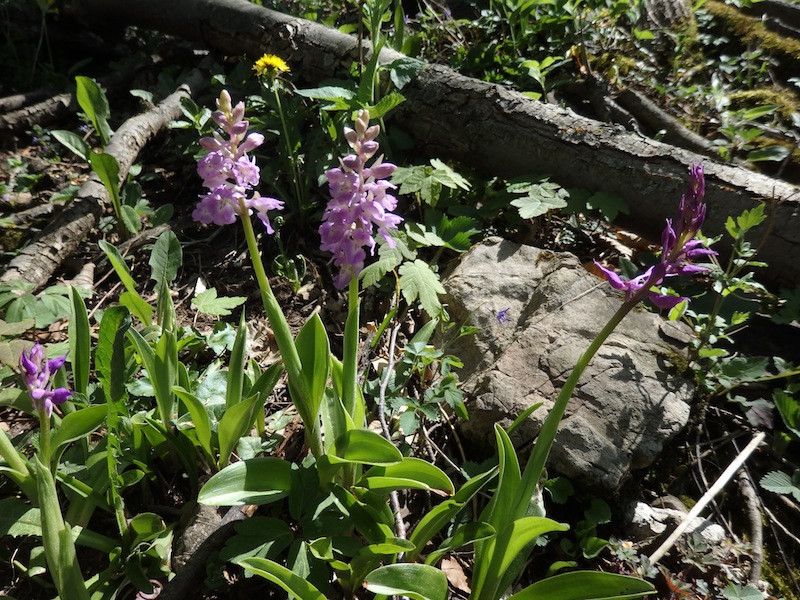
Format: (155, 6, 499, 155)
(649, 431, 766, 565)
(762, 504, 800, 598)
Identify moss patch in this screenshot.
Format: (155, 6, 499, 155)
(704, 1, 800, 65)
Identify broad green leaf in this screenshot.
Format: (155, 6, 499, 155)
(367, 91, 405, 120)
(95, 306, 130, 404)
(363, 563, 448, 600)
(191, 288, 247, 316)
(398, 260, 445, 318)
(220, 517, 294, 563)
(75, 76, 112, 146)
(385, 56, 425, 89)
(741, 104, 778, 121)
(294, 313, 330, 423)
(773, 389, 800, 439)
(149, 230, 182, 289)
(506, 571, 654, 600)
(218, 394, 262, 469)
(585, 191, 629, 221)
(50, 405, 106, 467)
(760, 470, 800, 502)
(328, 429, 402, 466)
(68, 287, 91, 395)
(172, 386, 214, 464)
(295, 85, 356, 100)
(120, 204, 141, 234)
(199, 457, 292, 506)
(89, 151, 121, 211)
(720, 583, 768, 600)
(0, 498, 41, 537)
(361, 457, 454, 494)
(51, 130, 89, 160)
(238, 557, 326, 600)
(747, 145, 791, 163)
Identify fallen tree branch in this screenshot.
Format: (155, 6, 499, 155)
(0, 70, 207, 290)
(737, 469, 764, 584)
(648, 431, 766, 565)
(62, 0, 800, 286)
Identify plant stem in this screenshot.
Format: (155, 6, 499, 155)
(0, 425, 37, 501)
(515, 298, 637, 517)
(271, 83, 305, 218)
(342, 278, 361, 420)
(238, 200, 324, 457)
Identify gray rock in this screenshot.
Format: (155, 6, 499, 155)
(443, 238, 694, 490)
(627, 501, 727, 547)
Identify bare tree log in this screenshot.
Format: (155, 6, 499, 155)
(0, 70, 207, 290)
(62, 0, 800, 286)
(0, 92, 78, 134)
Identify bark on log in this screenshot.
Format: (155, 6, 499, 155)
(0, 70, 207, 290)
(62, 0, 800, 287)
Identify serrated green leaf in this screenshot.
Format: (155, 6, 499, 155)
(398, 260, 445, 318)
(367, 91, 405, 120)
(385, 56, 425, 89)
(773, 389, 800, 439)
(510, 182, 568, 219)
(429, 159, 471, 191)
(191, 288, 247, 316)
(760, 470, 800, 501)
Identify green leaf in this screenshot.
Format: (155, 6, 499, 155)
(584, 498, 611, 525)
(585, 191, 629, 221)
(191, 288, 247, 316)
(238, 557, 326, 600)
(199, 457, 293, 506)
(295, 85, 356, 101)
(329, 429, 402, 466)
(747, 145, 791, 163)
(68, 287, 91, 396)
(363, 563, 448, 600)
(361, 457, 454, 494)
(172, 386, 214, 464)
(98, 240, 153, 325)
(385, 56, 425, 89)
(220, 517, 294, 563)
(148, 230, 182, 290)
(50, 405, 106, 467)
(95, 306, 131, 404)
(367, 91, 405, 120)
(398, 260, 445, 318)
(226, 311, 248, 410)
(119, 204, 141, 234)
(294, 313, 330, 426)
(426, 521, 495, 566)
(218, 394, 262, 469)
(75, 76, 113, 146)
(510, 182, 569, 219)
(721, 583, 768, 600)
(89, 151, 121, 214)
(773, 389, 800, 439)
(760, 470, 800, 502)
(506, 571, 654, 600)
(0, 498, 42, 537)
(51, 130, 90, 161)
(741, 104, 778, 121)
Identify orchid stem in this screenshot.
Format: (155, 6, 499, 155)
(239, 200, 324, 457)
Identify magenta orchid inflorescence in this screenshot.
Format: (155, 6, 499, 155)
(20, 343, 72, 417)
(194, 90, 283, 232)
(595, 163, 716, 308)
(319, 110, 403, 289)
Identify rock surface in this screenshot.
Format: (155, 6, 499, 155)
(443, 238, 694, 490)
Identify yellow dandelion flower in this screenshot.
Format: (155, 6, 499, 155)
(253, 54, 291, 79)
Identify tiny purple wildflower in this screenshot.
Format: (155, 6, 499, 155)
(595, 163, 716, 308)
(319, 109, 403, 288)
(20, 343, 72, 418)
(193, 90, 283, 230)
(486, 305, 511, 324)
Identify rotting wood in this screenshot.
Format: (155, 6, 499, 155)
(62, 0, 800, 286)
(0, 70, 207, 291)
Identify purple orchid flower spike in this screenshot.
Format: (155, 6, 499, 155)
(20, 343, 73, 417)
(595, 163, 716, 308)
(320, 109, 403, 288)
(193, 89, 283, 232)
